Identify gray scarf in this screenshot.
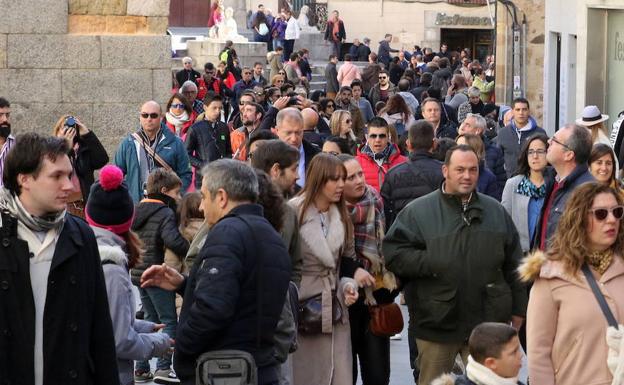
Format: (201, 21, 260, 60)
(0, 188, 65, 232)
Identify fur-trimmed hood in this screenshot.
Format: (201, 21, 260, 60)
(90, 225, 128, 267)
(517, 250, 548, 282)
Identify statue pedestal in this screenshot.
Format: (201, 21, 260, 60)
(294, 31, 332, 62)
(187, 38, 268, 69)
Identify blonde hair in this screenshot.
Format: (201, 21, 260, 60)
(587, 122, 609, 144)
(456, 133, 485, 161)
(547, 183, 624, 275)
(329, 110, 351, 137)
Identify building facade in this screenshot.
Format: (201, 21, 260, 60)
(545, 0, 624, 134)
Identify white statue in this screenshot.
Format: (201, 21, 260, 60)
(296, 5, 318, 33)
(217, 7, 247, 42)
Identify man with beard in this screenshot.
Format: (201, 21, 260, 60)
(335, 86, 366, 139)
(272, 108, 319, 189)
(0, 98, 15, 187)
(368, 69, 397, 108)
(230, 102, 264, 161)
(355, 117, 406, 192)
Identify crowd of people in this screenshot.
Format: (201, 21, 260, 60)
(3, 21, 624, 385)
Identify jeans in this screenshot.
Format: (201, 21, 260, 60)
(331, 40, 342, 59)
(349, 301, 390, 385)
(273, 39, 284, 50)
(136, 287, 177, 371)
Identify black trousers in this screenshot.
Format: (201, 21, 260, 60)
(283, 39, 295, 62)
(349, 300, 391, 385)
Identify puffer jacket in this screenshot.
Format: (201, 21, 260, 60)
(355, 144, 407, 192)
(92, 226, 171, 385)
(185, 119, 232, 188)
(130, 194, 189, 285)
(380, 150, 443, 228)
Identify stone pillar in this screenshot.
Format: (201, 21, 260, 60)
(225, 0, 248, 31)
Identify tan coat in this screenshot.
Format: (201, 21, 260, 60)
(289, 197, 357, 385)
(520, 251, 624, 385)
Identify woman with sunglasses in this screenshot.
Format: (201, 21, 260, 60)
(330, 110, 359, 155)
(319, 97, 336, 125)
(290, 153, 374, 385)
(590, 143, 622, 190)
(52, 114, 109, 218)
(502, 133, 549, 253)
(520, 182, 624, 385)
(164, 93, 195, 141)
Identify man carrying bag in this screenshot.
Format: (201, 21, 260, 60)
(140, 160, 291, 385)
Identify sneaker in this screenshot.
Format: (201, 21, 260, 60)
(154, 368, 181, 384)
(134, 370, 153, 383)
(390, 333, 402, 340)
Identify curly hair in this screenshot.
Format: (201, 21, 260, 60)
(547, 182, 624, 275)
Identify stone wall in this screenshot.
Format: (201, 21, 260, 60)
(0, 0, 172, 153)
(495, 0, 545, 126)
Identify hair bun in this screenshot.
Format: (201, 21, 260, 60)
(99, 165, 124, 191)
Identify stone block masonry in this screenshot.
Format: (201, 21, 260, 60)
(2, 0, 174, 156)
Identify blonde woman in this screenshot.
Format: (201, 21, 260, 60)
(330, 110, 358, 154)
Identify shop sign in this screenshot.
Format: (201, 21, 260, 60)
(435, 13, 493, 27)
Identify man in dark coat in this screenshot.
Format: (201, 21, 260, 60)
(176, 57, 201, 88)
(325, 54, 340, 99)
(377, 34, 399, 68)
(358, 38, 372, 62)
(140, 159, 291, 385)
(0, 132, 118, 385)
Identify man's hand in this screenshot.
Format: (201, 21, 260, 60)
(273, 96, 290, 110)
(354, 267, 376, 288)
(141, 263, 185, 291)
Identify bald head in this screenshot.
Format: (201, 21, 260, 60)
(139, 100, 163, 134)
(301, 108, 319, 131)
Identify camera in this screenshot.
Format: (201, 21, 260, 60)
(64, 116, 77, 130)
(287, 96, 300, 107)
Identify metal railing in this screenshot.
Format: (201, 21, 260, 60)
(292, 0, 328, 32)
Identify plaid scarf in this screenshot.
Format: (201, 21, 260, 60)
(361, 143, 394, 161)
(347, 186, 385, 273)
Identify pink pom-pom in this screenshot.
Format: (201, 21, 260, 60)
(99, 165, 124, 191)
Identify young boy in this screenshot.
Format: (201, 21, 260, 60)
(131, 168, 190, 384)
(433, 322, 524, 385)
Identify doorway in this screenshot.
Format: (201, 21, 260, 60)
(169, 0, 211, 27)
(441, 28, 494, 63)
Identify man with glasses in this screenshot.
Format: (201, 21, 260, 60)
(355, 117, 406, 192)
(229, 91, 256, 130)
(232, 67, 258, 112)
(368, 69, 397, 108)
(176, 57, 201, 88)
(534, 123, 594, 250)
(114, 101, 192, 203)
(180, 81, 204, 116)
(497, 97, 546, 177)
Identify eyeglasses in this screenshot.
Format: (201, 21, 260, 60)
(140, 112, 159, 119)
(171, 103, 185, 109)
(527, 149, 546, 157)
(255, 92, 265, 96)
(589, 206, 624, 221)
(549, 136, 571, 151)
(368, 133, 387, 139)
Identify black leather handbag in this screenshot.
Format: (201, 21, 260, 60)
(298, 291, 342, 335)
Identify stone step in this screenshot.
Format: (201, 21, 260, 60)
(309, 81, 326, 91)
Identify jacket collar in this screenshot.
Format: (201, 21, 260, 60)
(220, 203, 264, 222)
(557, 164, 595, 188)
(408, 149, 436, 162)
(50, 215, 84, 271)
(439, 185, 483, 224)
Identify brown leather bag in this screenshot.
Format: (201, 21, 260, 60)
(369, 303, 404, 337)
(298, 292, 342, 335)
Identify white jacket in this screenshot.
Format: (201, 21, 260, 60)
(285, 17, 300, 40)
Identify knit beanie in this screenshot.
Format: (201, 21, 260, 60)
(85, 165, 135, 235)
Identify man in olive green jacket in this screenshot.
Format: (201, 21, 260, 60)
(382, 145, 527, 385)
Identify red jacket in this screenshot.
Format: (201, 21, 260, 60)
(356, 144, 407, 192)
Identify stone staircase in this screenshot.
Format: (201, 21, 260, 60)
(308, 61, 369, 92)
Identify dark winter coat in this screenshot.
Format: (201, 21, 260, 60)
(324, 19, 346, 42)
(383, 189, 527, 343)
(73, 131, 109, 202)
(130, 196, 189, 286)
(377, 40, 399, 67)
(531, 165, 595, 250)
(173, 204, 291, 382)
(483, 136, 507, 199)
(176, 68, 201, 88)
(357, 44, 371, 62)
(380, 150, 443, 228)
(477, 161, 500, 201)
(0, 213, 119, 385)
(325, 62, 340, 94)
(185, 119, 232, 188)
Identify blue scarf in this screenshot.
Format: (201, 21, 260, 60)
(516, 176, 546, 199)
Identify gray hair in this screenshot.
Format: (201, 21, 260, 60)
(276, 107, 303, 128)
(468, 87, 480, 97)
(201, 159, 258, 202)
(466, 113, 487, 132)
(183, 56, 192, 64)
(563, 123, 592, 165)
(181, 81, 198, 92)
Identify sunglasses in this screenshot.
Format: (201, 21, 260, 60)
(590, 206, 624, 221)
(368, 133, 387, 139)
(326, 104, 335, 108)
(379, 76, 387, 80)
(140, 112, 159, 119)
(171, 103, 185, 109)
